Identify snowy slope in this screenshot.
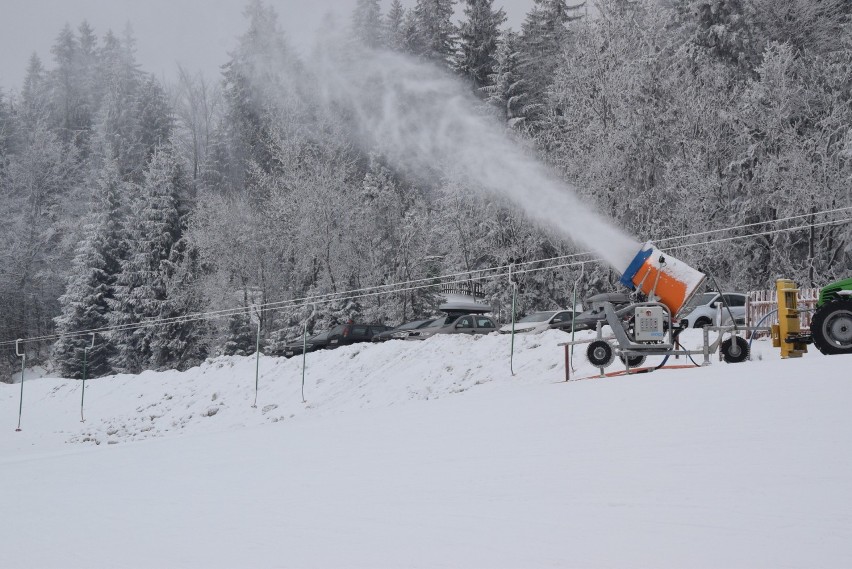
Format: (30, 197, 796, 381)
(2, 331, 851, 568)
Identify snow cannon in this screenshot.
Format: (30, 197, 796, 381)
(618, 241, 705, 318)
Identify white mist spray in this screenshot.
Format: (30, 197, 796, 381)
(310, 46, 640, 272)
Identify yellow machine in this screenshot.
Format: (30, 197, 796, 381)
(771, 279, 808, 358)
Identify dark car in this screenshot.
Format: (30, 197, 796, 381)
(372, 319, 436, 342)
(326, 322, 392, 349)
(283, 329, 334, 358)
(553, 292, 632, 332)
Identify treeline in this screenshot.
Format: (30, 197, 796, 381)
(0, 0, 850, 379)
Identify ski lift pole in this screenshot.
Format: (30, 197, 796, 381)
(252, 319, 261, 408)
(509, 264, 517, 376)
(80, 333, 95, 423)
(15, 339, 25, 432)
(302, 303, 316, 403)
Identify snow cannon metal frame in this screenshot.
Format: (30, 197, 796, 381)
(564, 242, 750, 376)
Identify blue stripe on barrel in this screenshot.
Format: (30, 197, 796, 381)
(619, 245, 653, 290)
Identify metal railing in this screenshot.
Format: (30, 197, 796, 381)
(440, 280, 484, 298)
(746, 287, 820, 337)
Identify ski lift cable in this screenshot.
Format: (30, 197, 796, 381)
(2, 215, 850, 347)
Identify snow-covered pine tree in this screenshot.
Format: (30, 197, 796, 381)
(413, 0, 458, 66)
(0, 88, 14, 160)
(222, 0, 301, 181)
(149, 237, 210, 370)
(222, 311, 256, 356)
(352, 0, 384, 49)
(19, 53, 49, 128)
(94, 29, 145, 182)
(456, 0, 507, 90)
(385, 0, 407, 51)
(483, 31, 527, 127)
(519, 0, 585, 125)
(53, 159, 125, 378)
(0, 119, 81, 361)
(401, 10, 422, 55)
(108, 145, 185, 373)
(48, 24, 82, 147)
(135, 75, 174, 169)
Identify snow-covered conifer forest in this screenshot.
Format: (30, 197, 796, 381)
(1, 0, 851, 380)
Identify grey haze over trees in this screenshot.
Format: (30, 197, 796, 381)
(0, 0, 850, 379)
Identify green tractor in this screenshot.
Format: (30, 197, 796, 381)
(810, 277, 852, 355)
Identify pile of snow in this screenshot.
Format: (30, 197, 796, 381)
(2, 330, 851, 568)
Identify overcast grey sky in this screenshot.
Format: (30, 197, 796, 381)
(0, 0, 555, 92)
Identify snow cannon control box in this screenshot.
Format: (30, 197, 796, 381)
(618, 241, 706, 318)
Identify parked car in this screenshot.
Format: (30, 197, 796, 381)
(555, 292, 633, 332)
(283, 329, 333, 358)
(407, 314, 461, 340)
(372, 319, 436, 342)
(326, 322, 393, 349)
(411, 313, 498, 339)
(499, 310, 575, 334)
(679, 292, 747, 328)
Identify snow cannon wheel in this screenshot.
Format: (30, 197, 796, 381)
(619, 353, 647, 368)
(811, 299, 852, 355)
(720, 336, 749, 363)
(587, 340, 615, 368)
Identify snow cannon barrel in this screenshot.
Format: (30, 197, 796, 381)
(618, 242, 706, 317)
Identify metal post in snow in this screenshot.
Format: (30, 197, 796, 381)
(302, 304, 316, 404)
(570, 263, 586, 370)
(252, 319, 261, 408)
(15, 339, 25, 432)
(509, 264, 517, 377)
(81, 333, 95, 423)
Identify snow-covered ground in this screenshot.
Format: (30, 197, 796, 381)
(2, 330, 851, 568)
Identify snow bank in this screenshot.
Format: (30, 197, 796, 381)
(2, 331, 851, 568)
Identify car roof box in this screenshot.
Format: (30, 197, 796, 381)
(438, 298, 492, 315)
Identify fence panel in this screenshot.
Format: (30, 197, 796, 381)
(747, 287, 820, 336)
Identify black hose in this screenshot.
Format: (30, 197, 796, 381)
(659, 326, 701, 369)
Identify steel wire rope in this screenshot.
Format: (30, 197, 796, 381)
(0, 250, 609, 346)
(651, 205, 852, 245)
(0, 261, 596, 346)
(7, 208, 848, 346)
(665, 216, 852, 251)
(395, 204, 852, 271)
(3, 214, 851, 347)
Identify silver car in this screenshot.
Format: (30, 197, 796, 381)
(410, 314, 498, 340)
(679, 292, 747, 328)
(499, 310, 575, 334)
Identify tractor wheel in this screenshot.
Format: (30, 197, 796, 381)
(619, 353, 647, 368)
(693, 316, 712, 329)
(587, 340, 615, 368)
(720, 336, 749, 363)
(811, 299, 852, 355)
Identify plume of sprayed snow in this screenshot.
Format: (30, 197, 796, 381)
(230, 29, 633, 273)
(309, 46, 640, 272)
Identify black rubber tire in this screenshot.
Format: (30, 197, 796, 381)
(811, 299, 852, 355)
(720, 336, 749, 363)
(587, 340, 615, 368)
(693, 316, 712, 329)
(619, 354, 647, 368)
